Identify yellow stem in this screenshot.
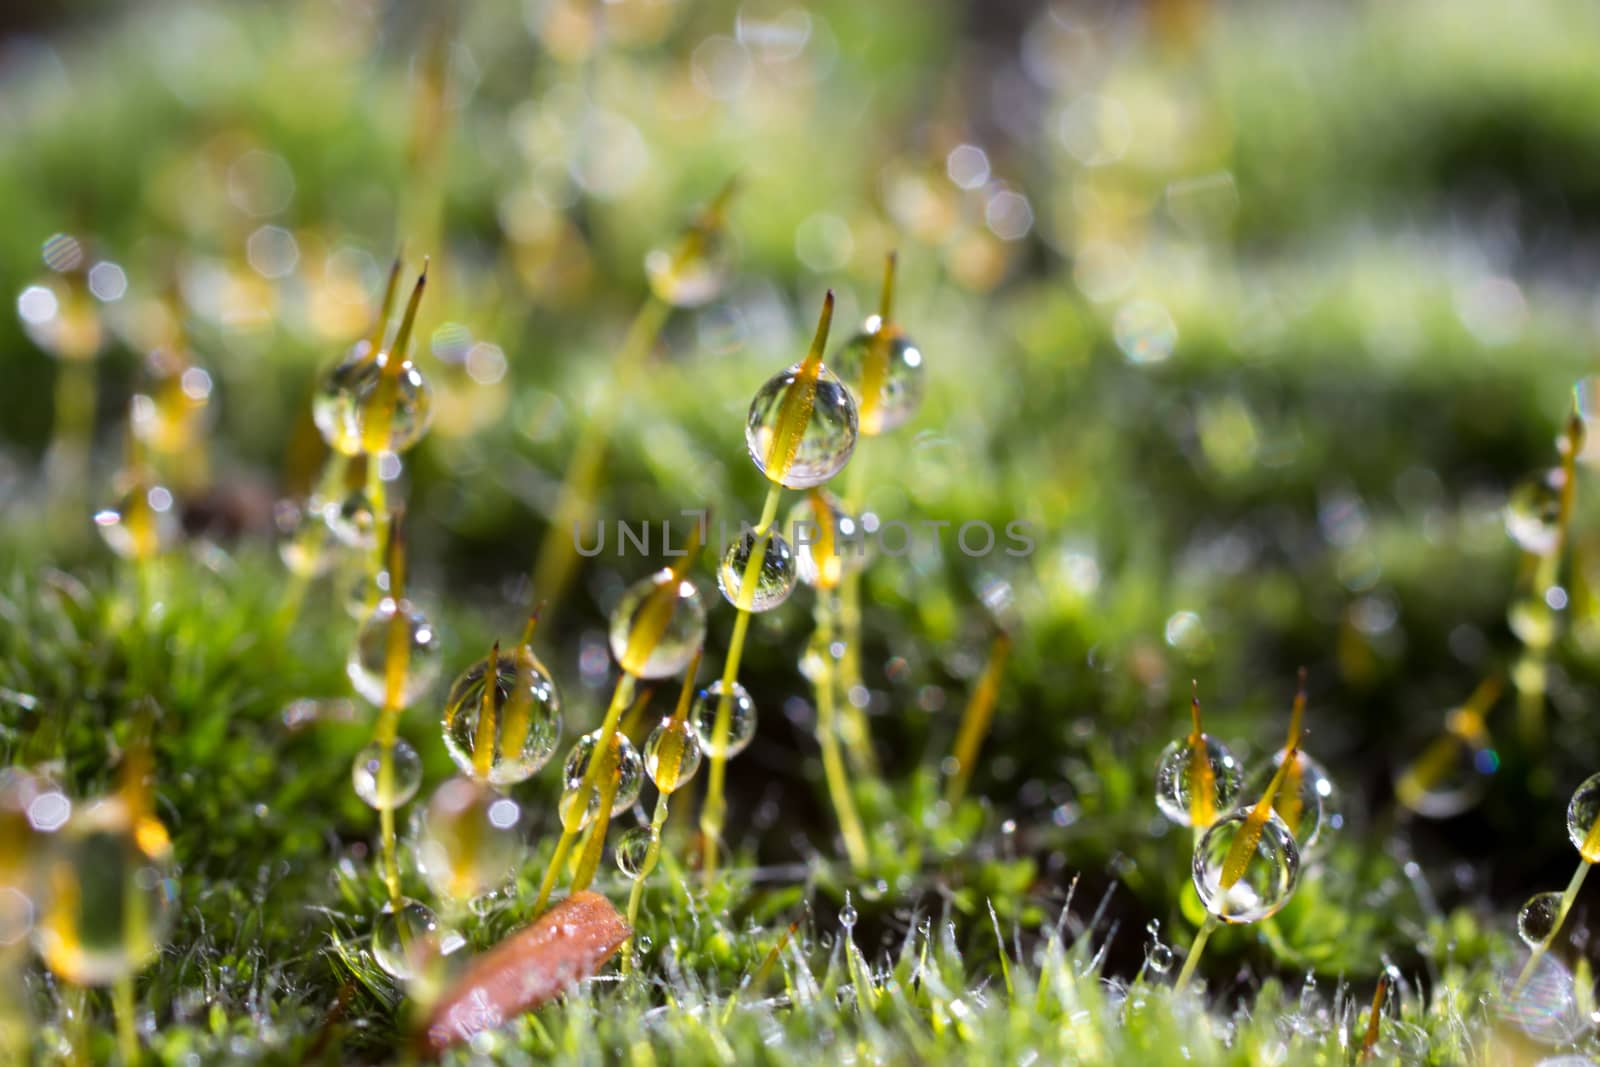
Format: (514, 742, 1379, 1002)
(1174, 913, 1219, 992)
(531, 296, 673, 619)
(945, 632, 1012, 807)
(113, 973, 138, 1065)
(815, 594, 869, 869)
(531, 829, 578, 917)
(622, 793, 673, 976)
(700, 484, 782, 882)
(835, 452, 879, 777)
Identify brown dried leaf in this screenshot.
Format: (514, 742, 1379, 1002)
(421, 891, 630, 1053)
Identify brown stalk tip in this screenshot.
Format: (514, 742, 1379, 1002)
(421, 891, 630, 1053)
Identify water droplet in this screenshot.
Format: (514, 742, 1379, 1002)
(1567, 772, 1600, 861)
(745, 362, 858, 489)
(614, 827, 654, 878)
(690, 681, 757, 758)
(347, 599, 442, 707)
(1519, 891, 1564, 948)
(1247, 749, 1339, 858)
(1154, 736, 1242, 828)
(559, 731, 644, 832)
(830, 321, 924, 436)
(717, 528, 796, 612)
(607, 571, 707, 680)
(643, 718, 702, 794)
(323, 491, 377, 550)
(350, 739, 423, 810)
(415, 778, 524, 904)
(442, 650, 563, 786)
(1192, 810, 1302, 924)
(372, 897, 443, 981)
(1506, 469, 1565, 556)
(94, 479, 178, 561)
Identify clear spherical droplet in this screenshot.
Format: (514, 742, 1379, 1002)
(1394, 715, 1497, 819)
(1509, 596, 1560, 651)
(745, 362, 858, 489)
(324, 490, 377, 550)
(131, 350, 212, 454)
(1154, 736, 1242, 828)
(1145, 940, 1173, 975)
(416, 778, 524, 904)
(372, 897, 443, 981)
(442, 650, 563, 786)
(348, 599, 442, 707)
(94, 480, 178, 561)
(690, 681, 757, 759)
(718, 528, 796, 612)
(352, 353, 434, 454)
(34, 798, 176, 986)
(830, 322, 925, 435)
(559, 731, 644, 832)
(607, 571, 707, 679)
(1519, 891, 1564, 948)
(1566, 771, 1600, 861)
(788, 491, 866, 590)
(1249, 749, 1340, 858)
(275, 499, 335, 578)
(351, 739, 423, 810)
(1192, 809, 1302, 924)
(644, 228, 733, 308)
(311, 346, 374, 455)
(643, 718, 702, 794)
(614, 827, 654, 878)
(1506, 469, 1565, 556)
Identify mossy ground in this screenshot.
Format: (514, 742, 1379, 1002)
(6, 0, 1600, 1062)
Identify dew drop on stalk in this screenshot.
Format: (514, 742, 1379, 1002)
(1505, 469, 1565, 556)
(559, 730, 644, 831)
(441, 648, 563, 786)
(94, 479, 178, 561)
(415, 777, 525, 904)
(1155, 736, 1241, 828)
(1394, 708, 1497, 819)
(745, 363, 858, 489)
(1519, 891, 1564, 948)
(690, 681, 757, 758)
(350, 355, 434, 454)
(607, 570, 707, 679)
(1144, 920, 1173, 975)
(34, 797, 177, 986)
(643, 718, 702, 794)
(1249, 749, 1340, 857)
(372, 897, 444, 981)
(312, 346, 373, 456)
(788, 490, 864, 590)
(275, 499, 335, 578)
(1192, 809, 1301, 924)
(718, 528, 797, 612)
(324, 490, 377, 550)
(1565, 771, 1600, 861)
(645, 229, 733, 308)
(614, 827, 653, 878)
(830, 320, 924, 436)
(350, 739, 423, 810)
(348, 598, 442, 707)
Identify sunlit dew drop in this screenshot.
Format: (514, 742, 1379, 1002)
(348, 599, 443, 707)
(275, 499, 335, 578)
(94, 479, 178, 561)
(131, 350, 212, 454)
(1250, 749, 1340, 857)
(1505, 469, 1565, 556)
(690, 681, 757, 759)
(643, 718, 703, 794)
(323, 490, 377, 550)
(788, 491, 864, 590)
(1518, 891, 1564, 948)
(559, 731, 644, 831)
(372, 897, 444, 981)
(441, 650, 563, 786)
(416, 777, 525, 904)
(1393, 714, 1497, 819)
(607, 571, 707, 679)
(1509, 595, 1560, 651)
(1144, 920, 1173, 975)
(614, 827, 653, 878)
(718, 528, 797, 612)
(745, 363, 858, 489)
(1192, 809, 1301, 924)
(352, 353, 434, 454)
(1154, 736, 1242, 828)
(645, 227, 734, 308)
(1565, 771, 1600, 861)
(350, 739, 423, 810)
(311, 348, 371, 456)
(35, 798, 177, 986)
(830, 321, 925, 436)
